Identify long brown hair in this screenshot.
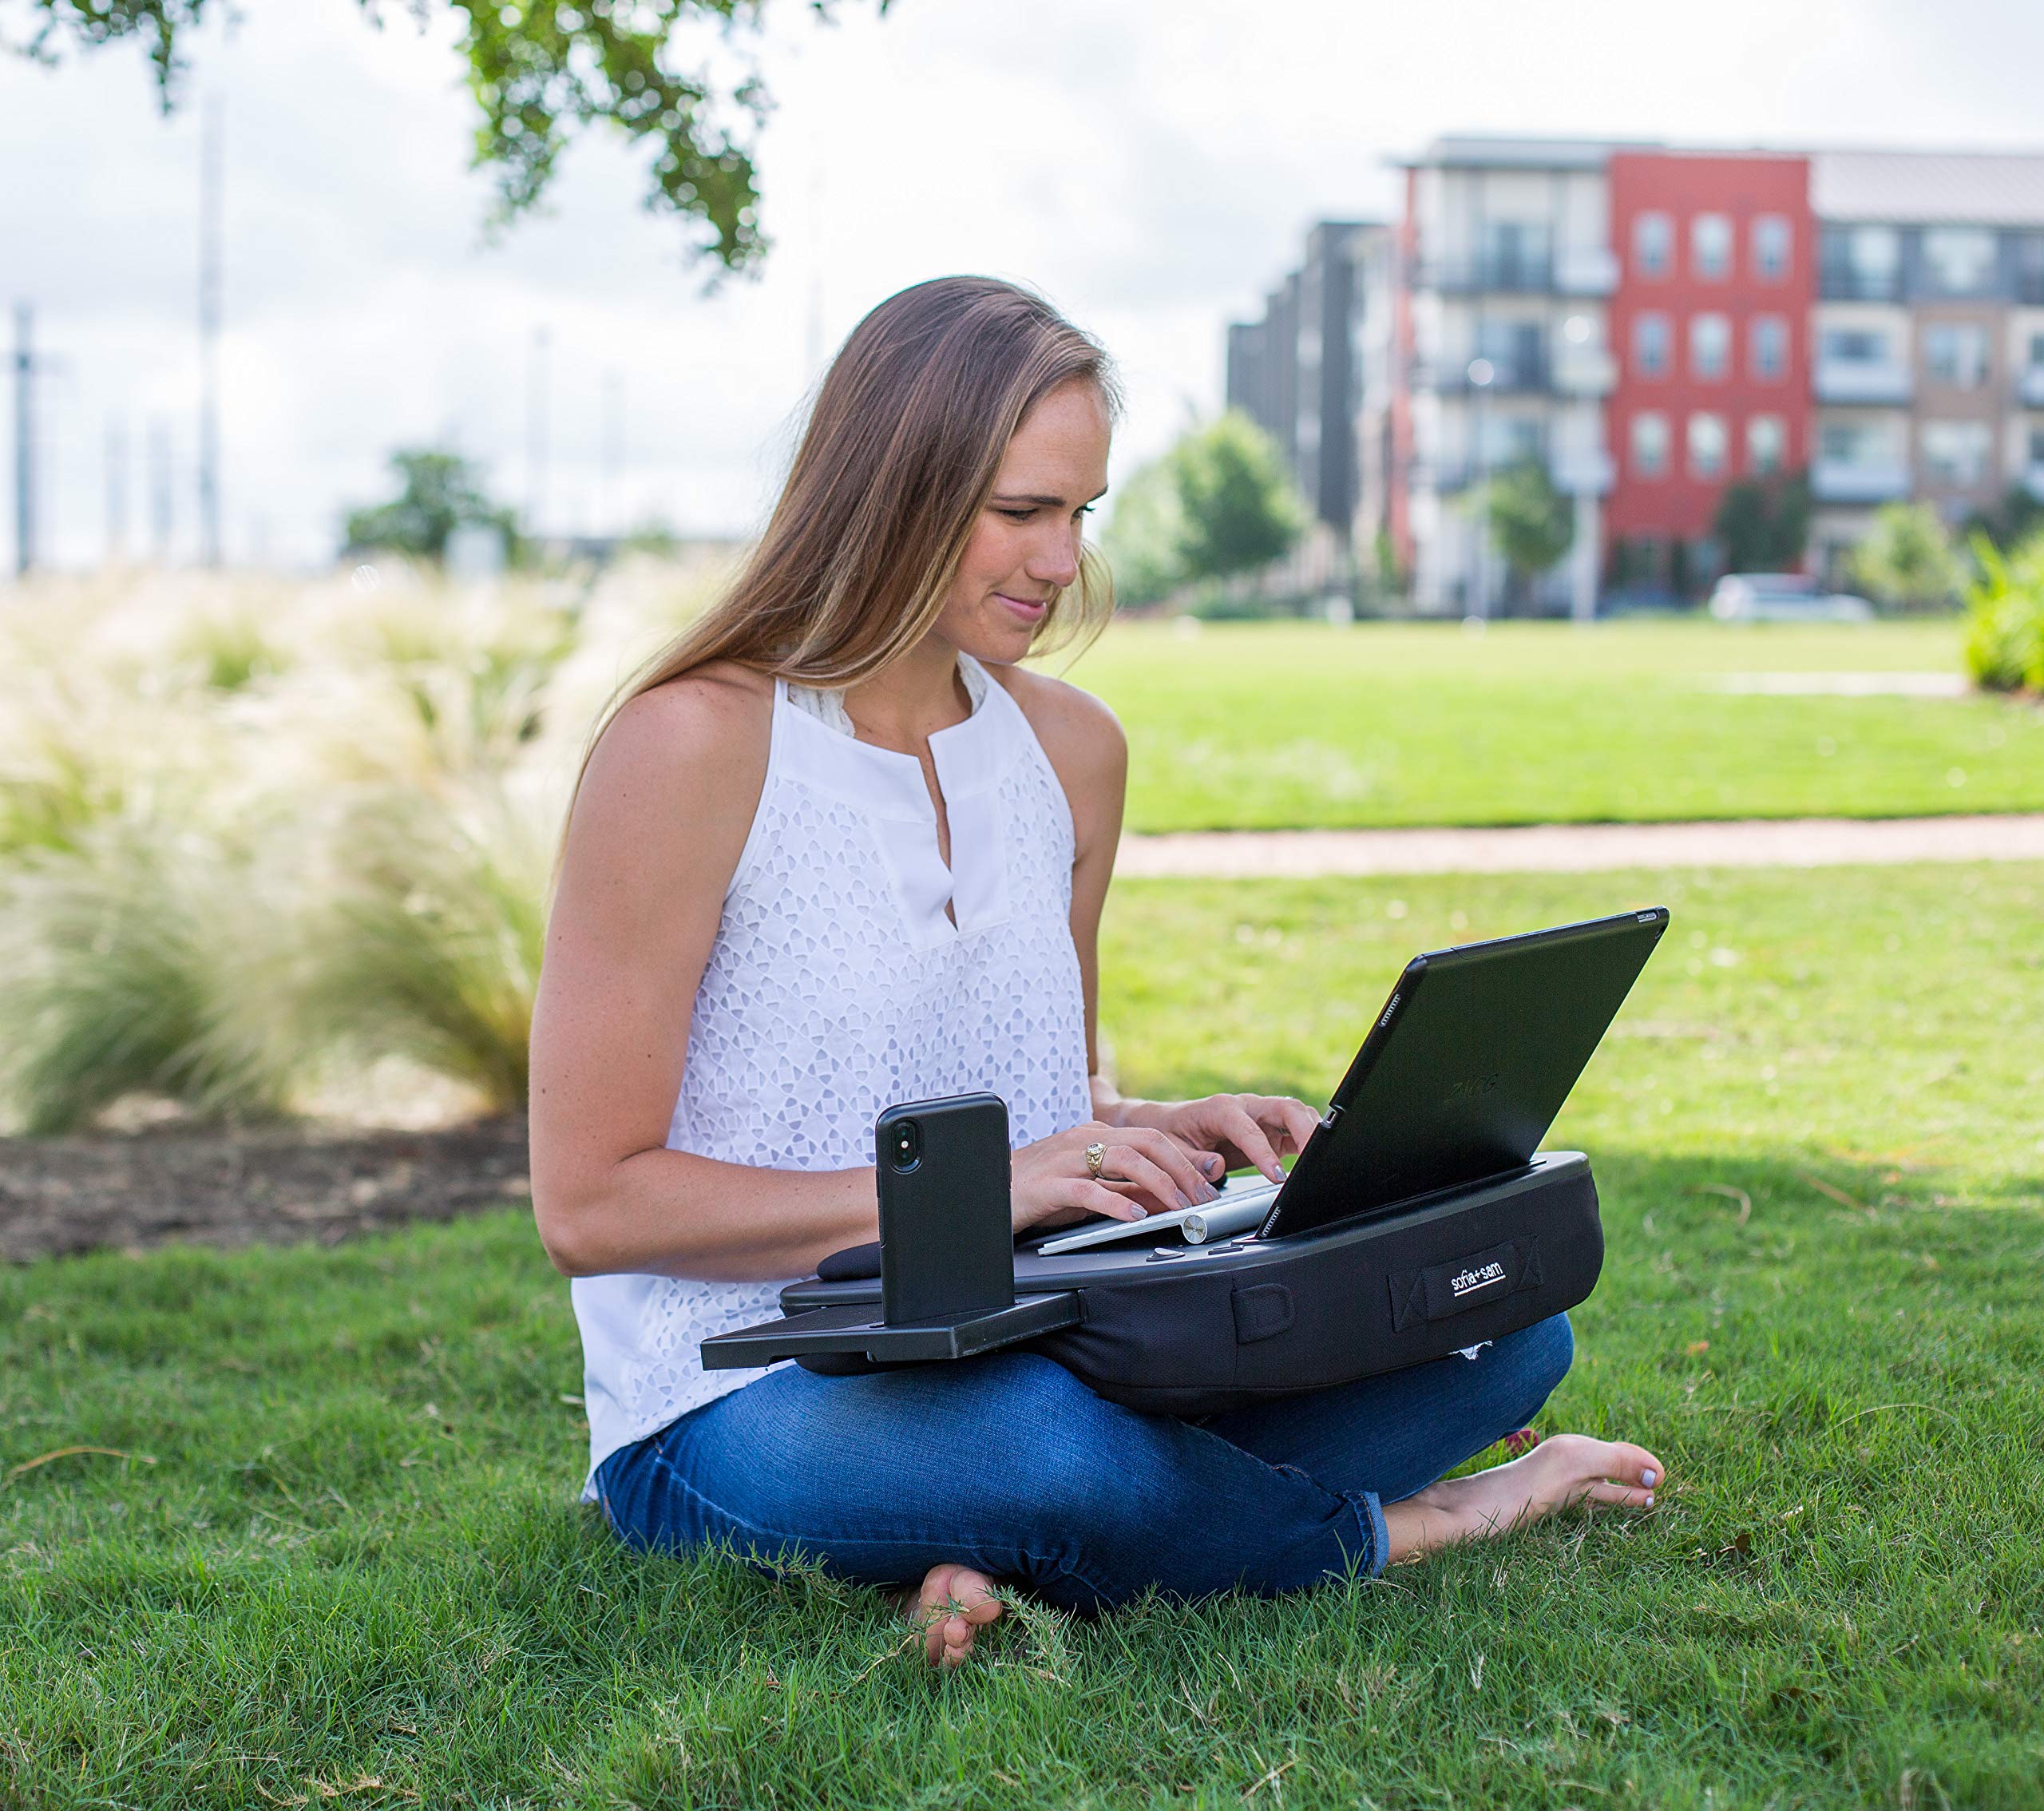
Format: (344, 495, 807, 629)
(561, 275, 1119, 850)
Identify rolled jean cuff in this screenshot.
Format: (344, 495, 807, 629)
(1349, 1488, 1391, 1580)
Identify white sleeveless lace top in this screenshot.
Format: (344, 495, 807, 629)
(572, 652, 1095, 1490)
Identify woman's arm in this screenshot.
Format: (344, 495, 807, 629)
(527, 669, 880, 1282)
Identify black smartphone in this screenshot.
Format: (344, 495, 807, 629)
(876, 1092, 1016, 1327)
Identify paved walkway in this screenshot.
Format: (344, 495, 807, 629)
(1116, 813, 2044, 878)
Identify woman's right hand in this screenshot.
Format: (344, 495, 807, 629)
(1009, 1120, 1226, 1236)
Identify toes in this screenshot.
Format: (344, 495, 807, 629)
(1604, 1442, 1666, 1489)
(1584, 1480, 1655, 1511)
(911, 1564, 1006, 1668)
(954, 1581, 1004, 1627)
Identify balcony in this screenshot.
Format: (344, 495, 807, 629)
(1819, 268, 1903, 302)
(1413, 357, 1551, 394)
(1553, 346, 1617, 395)
(1555, 248, 1619, 295)
(1812, 459, 1911, 503)
(1814, 359, 1913, 405)
(1415, 256, 1555, 295)
(2018, 367, 2044, 409)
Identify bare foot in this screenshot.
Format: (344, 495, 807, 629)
(897, 1562, 1005, 1669)
(1382, 1433, 1666, 1564)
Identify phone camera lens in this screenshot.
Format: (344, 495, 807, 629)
(890, 1119, 921, 1171)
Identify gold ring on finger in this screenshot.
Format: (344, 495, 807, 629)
(1084, 1141, 1107, 1179)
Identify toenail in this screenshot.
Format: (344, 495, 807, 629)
(1642, 1469, 1657, 1487)
(1646, 1492, 1654, 1507)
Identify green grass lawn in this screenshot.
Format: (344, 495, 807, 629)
(1063, 618, 2044, 832)
(4, 863, 2042, 1808)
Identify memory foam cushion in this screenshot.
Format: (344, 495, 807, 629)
(782, 1151, 1602, 1417)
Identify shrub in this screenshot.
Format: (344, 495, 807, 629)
(283, 778, 550, 1113)
(0, 821, 299, 1133)
(1961, 531, 2044, 694)
(1851, 503, 1966, 612)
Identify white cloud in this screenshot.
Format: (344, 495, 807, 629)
(4, 0, 2043, 566)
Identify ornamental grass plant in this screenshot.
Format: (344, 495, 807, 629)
(0, 557, 727, 1133)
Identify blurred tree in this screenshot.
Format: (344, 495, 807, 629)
(619, 517, 685, 557)
(1169, 411, 1308, 585)
(1849, 501, 1966, 612)
(1483, 455, 1573, 611)
(11, 0, 885, 271)
(343, 448, 518, 562)
(1097, 455, 1188, 607)
(1961, 482, 2044, 555)
(1712, 470, 1812, 573)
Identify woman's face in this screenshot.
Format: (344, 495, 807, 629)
(934, 377, 1111, 664)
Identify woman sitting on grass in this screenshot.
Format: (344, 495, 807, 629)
(528, 276, 1666, 1668)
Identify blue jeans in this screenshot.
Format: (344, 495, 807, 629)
(595, 1313, 1573, 1615)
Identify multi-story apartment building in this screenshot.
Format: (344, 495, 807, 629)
(1602, 149, 1815, 592)
(1365, 137, 1620, 617)
(1234, 137, 2044, 613)
(1225, 221, 1382, 545)
(1808, 152, 2044, 579)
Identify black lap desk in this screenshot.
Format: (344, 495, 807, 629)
(700, 1152, 1598, 1401)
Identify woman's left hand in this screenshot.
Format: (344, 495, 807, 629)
(1129, 1093, 1325, 1187)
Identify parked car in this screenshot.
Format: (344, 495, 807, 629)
(1707, 573, 1876, 623)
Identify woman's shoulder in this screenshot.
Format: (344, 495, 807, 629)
(580, 660, 776, 846)
(602, 660, 773, 758)
(986, 661, 1126, 782)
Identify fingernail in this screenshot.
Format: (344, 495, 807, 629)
(1642, 1468, 1657, 1487)
(1130, 1205, 1147, 1219)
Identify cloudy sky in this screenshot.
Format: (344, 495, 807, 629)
(6, 0, 2044, 568)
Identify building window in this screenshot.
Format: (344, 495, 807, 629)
(1923, 322, 1990, 389)
(1921, 420, 1992, 488)
(1690, 313, 1731, 380)
(1823, 224, 1901, 300)
(1480, 220, 1553, 287)
(1634, 212, 1673, 279)
(1820, 325, 1894, 367)
(2027, 425, 2044, 470)
(2018, 236, 2044, 305)
(1821, 419, 1903, 470)
(1632, 312, 1670, 378)
(1750, 315, 1788, 381)
(1475, 318, 1547, 388)
(2028, 331, 2044, 371)
(1693, 214, 1733, 280)
(1631, 412, 1670, 478)
(1753, 215, 1792, 281)
(1920, 227, 1998, 297)
(1747, 415, 1786, 474)
(1688, 413, 1728, 478)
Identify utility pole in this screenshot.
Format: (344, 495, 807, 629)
(197, 95, 224, 568)
(804, 157, 826, 378)
(525, 325, 551, 545)
(600, 367, 624, 538)
(148, 417, 175, 562)
(10, 302, 32, 579)
(106, 413, 129, 565)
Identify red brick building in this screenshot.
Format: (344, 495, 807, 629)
(1603, 151, 1816, 585)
